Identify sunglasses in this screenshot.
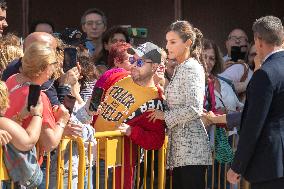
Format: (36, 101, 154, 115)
(129, 57, 153, 67)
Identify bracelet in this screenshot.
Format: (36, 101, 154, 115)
(56, 121, 66, 129)
(32, 114, 43, 119)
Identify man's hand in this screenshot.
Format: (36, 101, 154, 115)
(117, 123, 132, 136)
(63, 122, 83, 137)
(0, 129, 12, 146)
(58, 66, 80, 86)
(147, 109, 165, 123)
(201, 114, 212, 128)
(227, 168, 241, 184)
(53, 104, 70, 124)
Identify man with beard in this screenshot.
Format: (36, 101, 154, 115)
(92, 42, 166, 189)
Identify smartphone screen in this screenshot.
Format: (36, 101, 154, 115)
(63, 95, 77, 114)
(63, 47, 77, 73)
(28, 84, 41, 111)
(89, 87, 104, 112)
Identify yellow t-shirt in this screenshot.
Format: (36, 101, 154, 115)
(94, 76, 159, 162)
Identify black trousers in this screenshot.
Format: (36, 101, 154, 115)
(251, 177, 284, 189)
(171, 165, 207, 189)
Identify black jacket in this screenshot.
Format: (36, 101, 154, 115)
(232, 51, 284, 183)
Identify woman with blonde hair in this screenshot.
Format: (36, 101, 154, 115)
(4, 42, 70, 153)
(0, 33, 23, 77)
(0, 81, 43, 151)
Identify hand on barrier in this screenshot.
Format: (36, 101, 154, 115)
(117, 123, 132, 136)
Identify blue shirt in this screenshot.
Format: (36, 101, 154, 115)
(85, 41, 95, 56)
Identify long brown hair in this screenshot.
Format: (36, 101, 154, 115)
(167, 20, 206, 73)
(202, 38, 224, 76)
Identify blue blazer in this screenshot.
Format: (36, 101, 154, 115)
(232, 51, 284, 183)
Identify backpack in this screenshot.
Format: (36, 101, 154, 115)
(3, 144, 43, 188)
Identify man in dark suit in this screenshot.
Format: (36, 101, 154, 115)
(227, 16, 284, 189)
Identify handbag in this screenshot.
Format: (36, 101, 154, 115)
(214, 127, 234, 163)
(3, 143, 43, 188)
(205, 76, 234, 164)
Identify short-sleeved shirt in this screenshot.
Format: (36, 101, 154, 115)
(5, 74, 56, 129)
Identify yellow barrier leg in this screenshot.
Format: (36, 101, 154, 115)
(136, 147, 141, 189)
(56, 142, 62, 189)
(121, 137, 125, 189)
(45, 152, 50, 189)
(88, 142, 91, 189)
(68, 141, 73, 189)
(143, 150, 148, 189)
(150, 150, 154, 189)
(96, 139, 100, 189)
(105, 138, 108, 189)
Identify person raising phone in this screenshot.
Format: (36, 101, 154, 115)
(0, 81, 43, 150)
(91, 42, 166, 189)
(4, 42, 70, 153)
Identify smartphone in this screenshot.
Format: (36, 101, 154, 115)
(63, 47, 77, 73)
(28, 84, 41, 111)
(89, 87, 104, 112)
(63, 95, 77, 114)
(230, 46, 246, 62)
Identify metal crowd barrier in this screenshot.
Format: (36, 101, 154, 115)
(0, 131, 250, 189)
(93, 131, 167, 189)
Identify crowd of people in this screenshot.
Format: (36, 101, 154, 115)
(1, 0, 284, 188)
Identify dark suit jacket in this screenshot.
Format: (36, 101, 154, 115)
(231, 51, 284, 183)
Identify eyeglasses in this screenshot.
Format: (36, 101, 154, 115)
(228, 36, 248, 42)
(129, 57, 153, 67)
(84, 20, 104, 27)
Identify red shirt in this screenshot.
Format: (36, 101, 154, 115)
(5, 74, 56, 129)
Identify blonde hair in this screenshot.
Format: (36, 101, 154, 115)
(22, 42, 57, 79)
(0, 45, 23, 70)
(0, 33, 23, 72)
(0, 81, 9, 112)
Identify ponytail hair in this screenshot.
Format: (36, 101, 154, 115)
(167, 21, 207, 73)
(190, 28, 204, 65)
